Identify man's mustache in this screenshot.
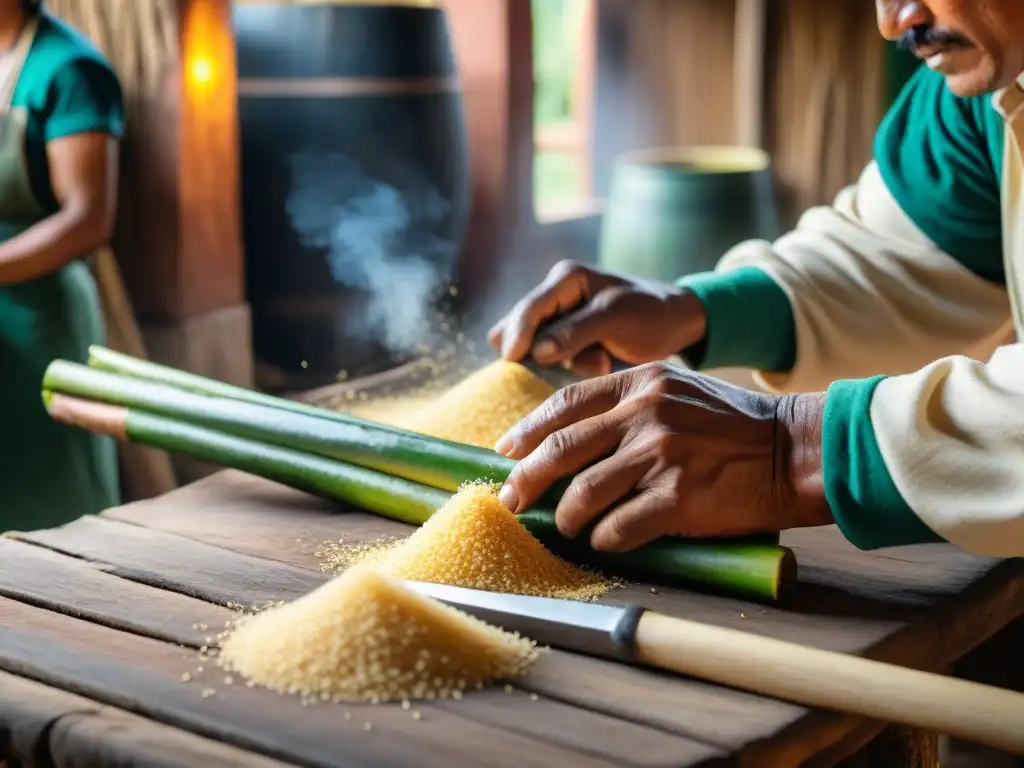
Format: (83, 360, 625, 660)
(899, 25, 971, 53)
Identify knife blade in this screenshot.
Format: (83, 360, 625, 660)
(519, 357, 587, 389)
(401, 580, 646, 661)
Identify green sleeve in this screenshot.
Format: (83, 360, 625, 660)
(674, 267, 796, 372)
(822, 376, 942, 549)
(43, 55, 125, 141)
(874, 66, 1004, 285)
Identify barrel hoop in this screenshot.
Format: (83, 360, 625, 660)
(237, 76, 460, 97)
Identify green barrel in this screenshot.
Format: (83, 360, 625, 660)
(233, 1, 470, 389)
(598, 147, 780, 282)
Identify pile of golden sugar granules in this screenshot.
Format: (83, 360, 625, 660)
(215, 565, 540, 704)
(317, 483, 617, 602)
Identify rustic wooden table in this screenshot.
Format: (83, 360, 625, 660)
(1, 469, 1023, 768)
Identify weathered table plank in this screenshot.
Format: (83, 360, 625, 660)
(10, 518, 812, 752)
(0, 537, 227, 646)
(0, 543, 723, 768)
(96, 470, 1024, 654)
(0, 671, 298, 767)
(92, 470, 1024, 765)
(8, 477, 1022, 766)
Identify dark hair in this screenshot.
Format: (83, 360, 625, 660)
(22, 0, 42, 13)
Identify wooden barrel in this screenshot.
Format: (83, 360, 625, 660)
(233, 0, 470, 389)
(597, 147, 780, 283)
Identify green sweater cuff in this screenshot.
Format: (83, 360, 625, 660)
(675, 267, 796, 372)
(823, 377, 943, 549)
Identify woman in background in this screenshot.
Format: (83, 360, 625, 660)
(0, 0, 123, 530)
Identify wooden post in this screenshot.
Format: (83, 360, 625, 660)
(443, 0, 534, 303)
(836, 726, 940, 768)
(734, 0, 766, 148)
(103, 0, 251, 482)
(114, 0, 252, 399)
(41, 0, 249, 484)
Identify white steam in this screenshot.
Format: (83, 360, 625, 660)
(285, 152, 455, 354)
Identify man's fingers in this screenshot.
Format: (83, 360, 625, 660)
(588, 484, 681, 553)
(497, 410, 625, 514)
(494, 376, 626, 459)
(529, 296, 622, 365)
(553, 450, 654, 539)
(493, 263, 594, 362)
(566, 346, 613, 379)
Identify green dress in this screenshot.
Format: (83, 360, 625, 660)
(0, 12, 124, 532)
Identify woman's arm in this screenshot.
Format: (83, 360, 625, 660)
(0, 130, 118, 285)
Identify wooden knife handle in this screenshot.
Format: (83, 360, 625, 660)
(633, 611, 1024, 754)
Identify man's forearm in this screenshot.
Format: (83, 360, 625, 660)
(822, 376, 942, 549)
(676, 266, 796, 373)
(775, 385, 940, 550)
(775, 347, 1024, 558)
(673, 161, 1010, 395)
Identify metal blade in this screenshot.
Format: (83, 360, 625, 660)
(519, 358, 585, 389)
(520, 356, 638, 389)
(401, 580, 645, 662)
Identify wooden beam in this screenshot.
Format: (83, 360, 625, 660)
(444, 0, 535, 305)
(734, 0, 767, 147)
(575, 0, 597, 196)
(45, 0, 252, 483)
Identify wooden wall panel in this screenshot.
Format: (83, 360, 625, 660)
(763, 0, 886, 226)
(46, 0, 246, 324)
(625, 0, 737, 149)
(445, 0, 534, 300)
(591, 0, 887, 228)
(591, 0, 737, 196)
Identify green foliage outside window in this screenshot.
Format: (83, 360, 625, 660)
(532, 0, 587, 213)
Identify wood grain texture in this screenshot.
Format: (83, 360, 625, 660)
(0, 671, 298, 768)
(0, 537, 226, 645)
(0, 593, 722, 768)
(592, 0, 887, 228)
(763, 0, 886, 226)
(90, 469, 1024, 765)
(5, 520, 806, 756)
(444, 0, 535, 304)
(91, 245, 179, 501)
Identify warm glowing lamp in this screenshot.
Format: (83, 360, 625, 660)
(190, 56, 213, 85)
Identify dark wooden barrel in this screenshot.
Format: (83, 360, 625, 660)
(233, 1, 470, 389)
(598, 147, 780, 283)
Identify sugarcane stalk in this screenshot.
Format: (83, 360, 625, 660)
(49, 359, 782, 549)
(46, 360, 519, 492)
(44, 391, 796, 602)
(87, 345, 411, 433)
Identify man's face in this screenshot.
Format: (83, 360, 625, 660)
(877, 1, 1024, 96)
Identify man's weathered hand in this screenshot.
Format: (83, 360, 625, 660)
(494, 363, 830, 552)
(488, 260, 706, 378)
